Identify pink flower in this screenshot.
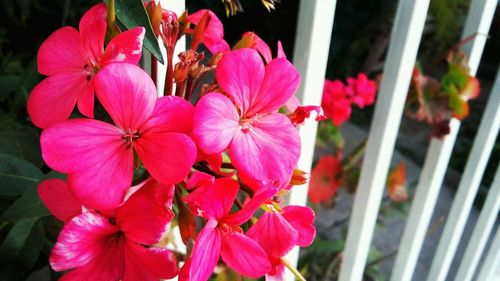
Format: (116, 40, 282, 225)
(27, 3, 145, 129)
(38, 179, 82, 222)
(193, 49, 301, 185)
(49, 179, 178, 281)
(183, 177, 274, 281)
(346, 73, 377, 108)
(247, 205, 316, 280)
(41, 64, 196, 210)
(321, 79, 352, 127)
(188, 10, 230, 54)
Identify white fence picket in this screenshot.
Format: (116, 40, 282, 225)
(337, 0, 431, 280)
(285, 0, 337, 278)
(391, 0, 497, 279)
(456, 162, 500, 281)
(476, 226, 500, 281)
(425, 1, 498, 279)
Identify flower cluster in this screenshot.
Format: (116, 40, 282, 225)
(30, 3, 317, 281)
(321, 74, 377, 127)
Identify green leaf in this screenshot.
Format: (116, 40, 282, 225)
(10, 59, 41, 116)
(1, 185, 50, 221)
(106, 0, 164, 64)
(310, 238, 345, 255)
(0, 122, 42, 167)
(0, 218, 44, 268)
(0, 75, 21, 101)
(0, 154, 43, 196)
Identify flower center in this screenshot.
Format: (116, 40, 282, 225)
(122, 128, 140, 148)
(83, 63, 100, 81)
(239, 118, 253, 133)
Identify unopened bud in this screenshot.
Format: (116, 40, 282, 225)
(145, 1, 163, 36)
(290, 169, 308, 186)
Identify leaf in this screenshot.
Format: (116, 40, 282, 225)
(1, 184, 50, 221)
(0, 218, 44, 268)
(0, 154, 43, 196)
(310, 238, 345, 255)
(0, 75, 21, 101)
(449, 91, 469, 120)
(105, 0, 164, 64)
(0, 122, 42, 167)
(10, 58, 40, 116)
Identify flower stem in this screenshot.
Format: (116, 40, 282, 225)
(281, 258, 307, 281)
(105, 0, 117, 42)
(164, 50, 174, 96)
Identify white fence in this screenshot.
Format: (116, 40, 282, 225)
(154, 0, 499, 280)
(289, 0, 499, 280)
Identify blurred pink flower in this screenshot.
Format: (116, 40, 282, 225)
(346, 73, 377, 108)
(322, 79, 352, 126)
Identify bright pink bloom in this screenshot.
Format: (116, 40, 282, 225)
(247, 205, 315, 280)
(28, 3, 145, 128)
(308, 155, 342, 204)
(322, 79, 352, 126)
(41, 64, 196, 210)
(346, 73, 377, 108)
(193, 49, 301, 185)
(183, 177, 274, 281)
(188, 10, 230, 54)
(50, 179, 178, 281)
(38, 179, 82, 222)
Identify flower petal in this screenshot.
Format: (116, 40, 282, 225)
(188, 10, 229, 54)
(37, 26, 84, 75)
(190, 220, 221, 281)
(223, 187, 276, 225)
(117, 179, 174, 245)
(230, 113, 300, 184)
(41, 119, 133, 210)
(27, 72, 88, 129)
(281, 206, 316, 247)
(184, 178, 239, 220)
(79, 3, 107, 63)
(242, 32, 272, 64)
(76, 78, 96, 118)
(95, 62, 156, 131)
(37, 179, 81, 222)
(246, 211, 298, 257)
(246, 57, 300, 116)
(140, 95, 194, 134)
(50, 212, 120, 271)
(101, 27, 145, 65)
(220, 231, 271, 278)
(123, 241, 178, 281)
(135, 132, 196, 185)
(193, 93, 239, 154)
(308, 155, 341, 204)
(216, 49, 264, 113)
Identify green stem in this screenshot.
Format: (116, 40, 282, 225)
(281, 258, 307, 281)
(106, 0, 116, 41)
(341, 139, 367, 172)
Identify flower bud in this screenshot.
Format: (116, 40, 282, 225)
(290, 169, 308, 186)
